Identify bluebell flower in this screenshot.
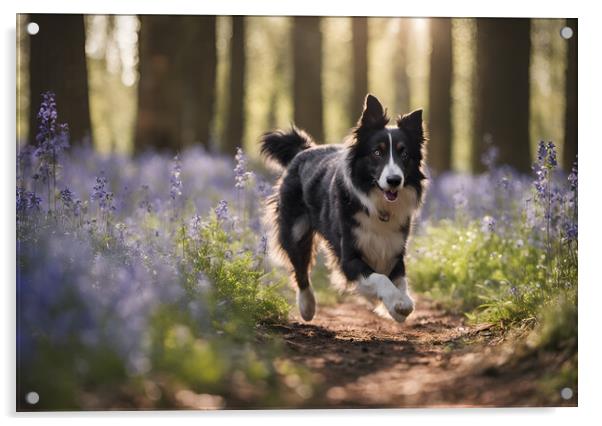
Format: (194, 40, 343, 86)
(170, 155, 183, 201)
(234, 147, 251, 190)
(60, 188, 74, 206)
(537, 141, 547, 163)
(189, 214, 204, 239)
(215, 200, 229, 221)
(568, 160, 578, 192)
(17, 188, 42, 214)
(564, 221, 578, 242)
(16, 187, 28, 214)
(91, 175, 115, 212)
(547, 142, 557, 167)
(33, 92, 70, 184)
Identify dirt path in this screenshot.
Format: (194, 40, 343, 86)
(271, 296, 575, 408)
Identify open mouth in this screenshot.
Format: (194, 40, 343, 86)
(374, 180, 400, 202)
(383, 189, 398, 202)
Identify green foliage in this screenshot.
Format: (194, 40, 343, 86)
(138, 214, 302, 404)
(18, 338, 127, 410)
(408, 220, 577, 327)
(148, 304, 314, 405)
(182, 215, 289, 328)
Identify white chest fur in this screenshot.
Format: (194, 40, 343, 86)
(352, 186, 417, 275)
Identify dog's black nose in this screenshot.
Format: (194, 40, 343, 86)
(386, 175, 402, 187)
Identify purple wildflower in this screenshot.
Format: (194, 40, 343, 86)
(537, 141, 547, 163)
(16, 188, 26, 213)
(547, 142, 557, 167)
(189, 214, 203, 239)
(36, 92, 59, 144)
(564, 222, 578, 242)
(91, 175, 115, 212)
(170, 155, 183, 201)
(214, 200, 229, 221)
(17, 188, 42, 214)
(568, 160, 577, 192)
(234, 147, 251, 190)
(34, 92, 69, 182)
(60, 188, 74, 206)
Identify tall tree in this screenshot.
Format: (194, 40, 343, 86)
(180, 16, 217, 149)
(28, 14, 92, 144)
(351, 17, 368, 124)
(292, 16, 324, 142)
(135, 15, 216, 153)
(427, 18, 453, 174)
(393, 18, 411, 114)
(563, 18, 577, 170)
(135, 15, 183, 152)
(223, 16, 246, 155)
(472, 18, 532, 173)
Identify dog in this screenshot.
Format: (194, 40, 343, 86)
(260, 94, 427, 322)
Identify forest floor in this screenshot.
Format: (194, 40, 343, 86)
(266, 295, 577, 408)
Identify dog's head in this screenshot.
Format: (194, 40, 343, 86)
(347, 94, 427, 203)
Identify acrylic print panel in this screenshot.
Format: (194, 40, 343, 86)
(16, 14, 577, 410)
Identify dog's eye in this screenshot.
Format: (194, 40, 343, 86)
(373, 149, 382, 157)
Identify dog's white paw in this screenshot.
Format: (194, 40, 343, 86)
(383, 276, 415, 322)
(297, 287, 316, 321)
(388, 293, 414, 322)
(360, 273, 414, 323)
(381, 287, 413, 322)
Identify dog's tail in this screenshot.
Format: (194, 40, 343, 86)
(260, 127, 314, 169)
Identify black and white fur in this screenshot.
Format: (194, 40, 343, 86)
(261, 94, 427, 323)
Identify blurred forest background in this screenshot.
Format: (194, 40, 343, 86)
(17, 14, 577, 174)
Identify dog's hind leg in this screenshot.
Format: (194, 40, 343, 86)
(279, 213, 317, 321)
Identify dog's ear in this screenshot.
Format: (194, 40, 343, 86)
(357, 94, 389, 130)
(397, 109, 425, 145)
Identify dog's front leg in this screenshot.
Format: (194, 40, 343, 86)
(355, 273, 411, 322)
(388, 255, 415, 319)
(340, 224, 410, 322)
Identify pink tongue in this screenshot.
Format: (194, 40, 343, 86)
(385, 191, 398, 201)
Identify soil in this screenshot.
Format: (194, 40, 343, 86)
(270, 295, 577, 408)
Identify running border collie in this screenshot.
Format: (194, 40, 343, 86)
(260, 94, 427, 323)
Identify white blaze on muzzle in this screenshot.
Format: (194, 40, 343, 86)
(377, 131, 404, 191)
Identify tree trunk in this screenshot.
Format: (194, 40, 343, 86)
(135, 15, 183, 152)
(223, 16, 246, 156)
(472, 18, 532, 173)
(28, 14, 92, 145)
(563, 18, 577, 170)
(135, 15, 216, 153)
(180, 16, 217, 149)
(393, 18, 411, 114)
(351, 17, 368, 124)
(292, 16, 324, 142)
(427, 18, 453, 174)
